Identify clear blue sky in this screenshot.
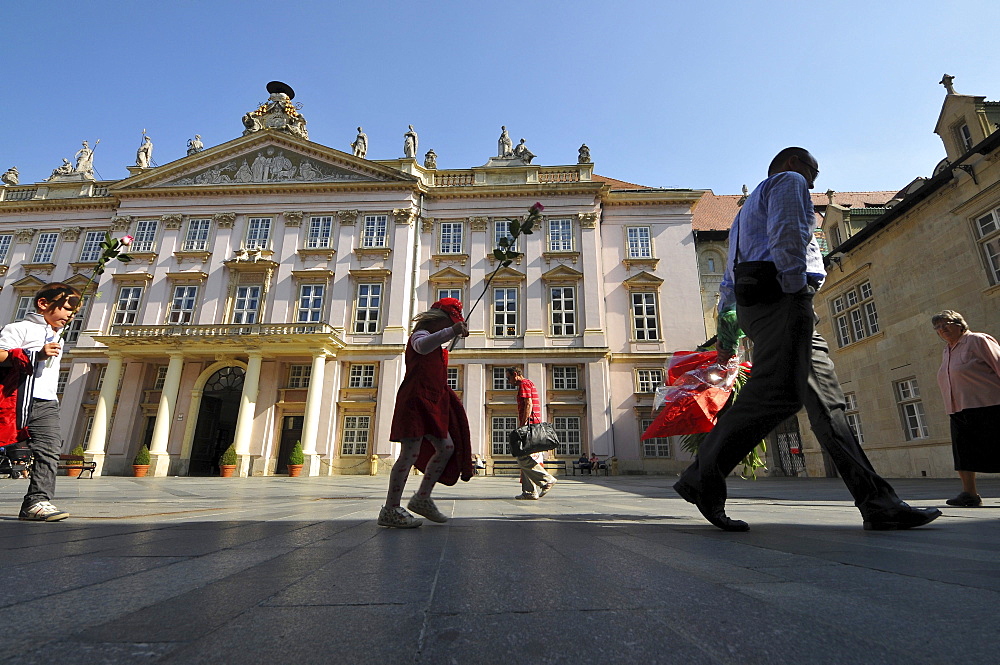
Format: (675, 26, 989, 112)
(3, 1, 999, 195)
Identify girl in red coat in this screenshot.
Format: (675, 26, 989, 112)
(379, 299, 472, 528)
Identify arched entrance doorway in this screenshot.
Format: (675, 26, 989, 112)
(189, 366, 245, 476)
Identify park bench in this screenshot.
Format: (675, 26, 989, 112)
(491, 459, 567, 476)
(58, 454, 96, 479)
(572, 458, 609, 476)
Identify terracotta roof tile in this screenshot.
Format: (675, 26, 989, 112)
(692, 190, 899, 232)
(592, 174, 653, 190)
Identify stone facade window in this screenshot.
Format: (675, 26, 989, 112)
(245, 217, 272, 250)
(630, 292, 660, 340)
(492, 287, 518, 337)
(183, 219, 212, 251)
(353, 283, 382, 333)
(12, 296, 32, 322)
(844, 392, 865, 445)
(287, 364, 311, 389)
(831, 280, 879, 347)
(361, 215, 388, 248)
(296, 284, 325, 323)
(625, 226, 652, 259)
(112, 286, 145, 325)
(547, 218, 574, 252)
(0, 234, 12, 264)
(306, 216, 333, 249)
(232, 285, 262, 324)
(32, 232, 59, 263)
(549, 286, 576, 336)
(494, 220, 517, 251)
(635, 368, 663, 394)
(340, 415, 371, 455)
(641, 419, 671, 457)
(552, 366, 579, 390)
(132, 219, 159, 253)
(895, 378, 929, 440)
(491, 415, 518, 456)
(436, 287, 462, 302)
(553, 415, 582, 456)
(439, 221, 464, 254)
(974, 207, 1000, 285)
(348, 363, 376, 388)
(153, 366, 168, 391)
(447, 367, 460, 391)
(79, 231, 105, 262)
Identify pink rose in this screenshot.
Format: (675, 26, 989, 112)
(530, 202, 544, 213)
(120, 235, 134, 246)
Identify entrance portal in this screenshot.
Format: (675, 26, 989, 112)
(189, 366, 245, 476)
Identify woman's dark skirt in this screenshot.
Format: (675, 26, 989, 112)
(951, 404, 1000, 472)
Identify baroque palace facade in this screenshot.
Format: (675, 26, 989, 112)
(0, 85, 706, 477)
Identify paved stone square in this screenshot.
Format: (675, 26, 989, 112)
(0, 473, 997, 664)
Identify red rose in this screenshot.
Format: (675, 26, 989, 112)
(530, 202, 544, 213)
(120, 235, 134, 246)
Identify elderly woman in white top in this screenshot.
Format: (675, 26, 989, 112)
(933, 310, 1000, 507)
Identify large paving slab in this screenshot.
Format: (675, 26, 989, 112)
(0, 474, 997, 664)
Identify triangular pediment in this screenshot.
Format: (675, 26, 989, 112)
(429, 267, 470, 284)
(541, 265, 583, 282)
(623, 270, 664, 288)
(111, 131, 416, 191)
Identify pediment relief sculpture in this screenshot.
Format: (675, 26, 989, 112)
(163, 147, 377, 187)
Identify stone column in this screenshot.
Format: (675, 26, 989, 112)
(85, 352, 123, 476)
(148, 352, 184, 477)
(300, 351, 326, 476)
(233, 351, 263, 476)
(579, 212, 607, 347)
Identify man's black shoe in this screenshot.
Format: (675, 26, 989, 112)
(673, 480, 750, 532)
(863, 504, 942, 531)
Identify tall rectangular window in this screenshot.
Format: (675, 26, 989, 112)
(492, 416, 518, 456)
(548, 219, 573, 252)
(361, 215, 388, 248)
(958, 123, 974, 152)
(63, 296, 91, 344)
(631, 292, 659, 340)
(232, 285, 261, 324)
(554, 416, 582, 456)
(57, 369, 70, 396)
(437, 288, 462, 302)
(550, 286, 576, 336)
(552, 366, 579, 390)
(440, 222, 464, 254)
(306, 216, 333, 249)
(636, 369, 664, 393)
(626, 226, 652, 258)
(832, 280, 879, 347)
(348, 364, 376, 388)
(447, 367, 460, 391)
(79, 231, 105, 262)
(974, 208, 1000, 286)
(183, 219, 212, 251)
(13, 296, 32, 322)
(493, 367, 515, 390)
(495, 220, 517, 251)
(0, 234, 12, 264)
(493, 287, 518, 337)
(168, 285, 199, 324)
(341, 415, 371, 455)
(112, 286, 144, 325)
(297, 284, 325, 323)
(844, 392, 865, 445)
(895, 378, 929, 440)
(287, 364, 311, 388)
(153, 366, 168, 390)
(32, 232, 59, 263)
(641, 419, 671, 457)
(245, 218, 271, 250)
(354, 284, 381, 333)
(132, 219, 158, 252)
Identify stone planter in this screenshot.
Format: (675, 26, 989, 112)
(287, 464, 303, 477)
(220, 465, 237, 478)
(132, 465, 149, 478)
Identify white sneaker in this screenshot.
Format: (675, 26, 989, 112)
(19, 501, 69, 522)
(538, 480, 556, 497)
(514, 492, 539, 500)
(377, 505, 422, 528)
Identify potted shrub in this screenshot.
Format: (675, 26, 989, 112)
(287, 440, 304, 477)
(132, 445, 151, 477)
(219, 443, 238, 477)
(67, 444, 86, 478)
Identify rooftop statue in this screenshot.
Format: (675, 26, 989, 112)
(403, 125, 418, 159)
(1, 166, 18, 186)
(578, 143, 591, 164)
(940, 73, 957, 95)
(424, 149, 437, 169)
(74, 139, 99, 178)
(352, 127, 368, 158)
(187, 135, 204, 155)
(498, 126, 513, 158)
(242, 81, 309, 139)
(136, 133, 154, 168)
(513, 138, 535, 164)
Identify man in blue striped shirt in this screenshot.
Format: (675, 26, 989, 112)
(674, 147, 941, 532)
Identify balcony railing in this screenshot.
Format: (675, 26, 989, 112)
(1, 187, 38, 201)
(107, 322, 336, 338)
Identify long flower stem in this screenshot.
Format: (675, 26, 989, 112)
(448, 260, 505, 351)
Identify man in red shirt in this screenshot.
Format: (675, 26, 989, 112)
(506, 367, 556, 500)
